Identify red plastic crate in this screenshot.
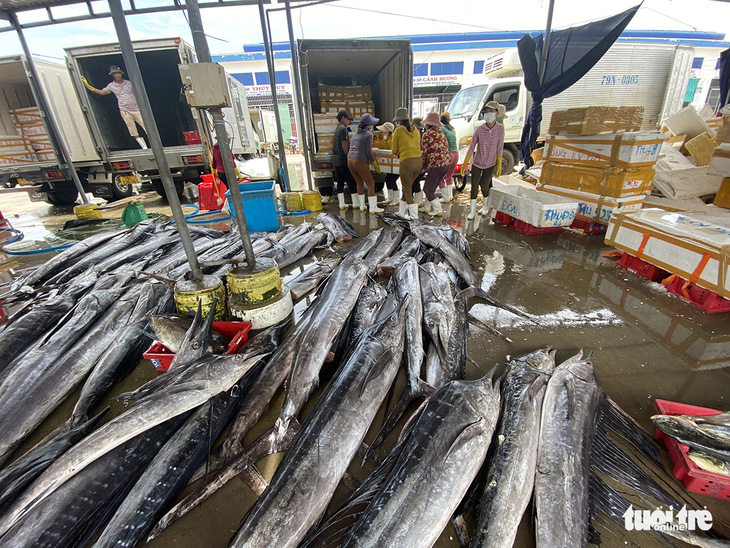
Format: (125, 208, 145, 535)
(617, 253, 670, 282)
(183, 131, 201, 145)
(512, 218, 563, 235)
(570, 217, 607, 234)
(493, 211, 514, 227)
(664, 275, 730, 314)
(653, 399, 730, 500)
(143, 321, 252, 372)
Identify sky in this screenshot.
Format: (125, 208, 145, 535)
(1, 0, 730, 62)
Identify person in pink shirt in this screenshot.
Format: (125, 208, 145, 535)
(82, 65, 147, 149)
(462, 100, 504, 220)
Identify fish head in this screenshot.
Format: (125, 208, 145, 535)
(651, 415, 695, 440)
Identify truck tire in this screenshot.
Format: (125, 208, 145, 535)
(501, 149, 516, 177)
(453, 173, 470, 193)
(46, 188, 79, 206)
(112, 175, 135, 199)
(151, 178, 185, 199)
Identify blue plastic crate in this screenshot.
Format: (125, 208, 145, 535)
(224, 180, 280, 232)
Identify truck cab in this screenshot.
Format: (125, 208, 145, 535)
(447, 75, 528, 176)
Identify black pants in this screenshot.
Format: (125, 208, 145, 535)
(334, 165, 358, 194)
(470, 165, 496, 199)
(217, 171, 229, 189)
(412, 174, 424, 194)
(384, 173, 399, 190)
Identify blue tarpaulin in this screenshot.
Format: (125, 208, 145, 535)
(719, 48, 730, 111)
(518, 5, 640, 170)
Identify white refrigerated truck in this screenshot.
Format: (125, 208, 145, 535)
(446, 42, 694, 187)
(0, 38, 257, 205)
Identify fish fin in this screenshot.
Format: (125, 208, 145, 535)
(359, 347, 397, 399)
(466, 313, 513, 342)
(443, 418, 483, 464)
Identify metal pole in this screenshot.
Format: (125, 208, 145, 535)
(284, 0, 312, 191)
(538, 0, 555, 85)
(107, 0, 203, 281)
(184, 0, 256, 267)
(9, 12, 90, 205)
(259, 0, 290, 192)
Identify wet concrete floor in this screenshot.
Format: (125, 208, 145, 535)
(1, 183, 729, 547)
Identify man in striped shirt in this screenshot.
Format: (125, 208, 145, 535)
(462, 100, 504, 220)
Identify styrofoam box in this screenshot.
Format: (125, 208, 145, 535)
(492, 174, 537, 190)
(544, 132, 666, 166)
(488, 185, 578, 227)
(605, 209, 730, 298)
(707, 143, 730, 178)
(540, 184, 645, 224)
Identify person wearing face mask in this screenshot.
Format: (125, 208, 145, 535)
(461, 100, 504, 220)
(438, 111, 458, 203)
(347, 112, 383, 214)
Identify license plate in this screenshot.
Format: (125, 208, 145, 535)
(29, 191, 47, 202)
(118, 175, 137, 186)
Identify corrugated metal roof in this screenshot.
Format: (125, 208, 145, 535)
(0, 0, 85, 11)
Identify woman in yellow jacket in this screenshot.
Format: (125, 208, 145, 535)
(390, 107, 422, 219)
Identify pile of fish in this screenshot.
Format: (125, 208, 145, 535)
(653, 411, 730, 477)
(0, 212, 726, 547)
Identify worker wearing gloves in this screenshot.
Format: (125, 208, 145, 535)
(82, 65, 148, 149)
(211, 134, 243, 189)
(347, 113, 383, 214)
(390, 107, 422, 219)
(375, 121, 400, 206)
(419, 112, 451, 216)
(439, 112, 459, 203)
(461, 100, 504, 220)
(333, 110, 358, 210)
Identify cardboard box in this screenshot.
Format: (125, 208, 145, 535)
(19, 123, 47, 137)
(539, 161, 655, 198)
(9, 107, 42, 125)
(684, 132, 716, 166)
(707, 143, 730, 178)
(487, 185, 579, 227)
(316, 134, 334, 153)
(605, 209, 730, 298)
(372, 149, 399, 174)
(548, 106, 644, 135)
(714, 178, 730, 209)
(540, 184, 645, 224)
(0, 152, 36, 164)
(543, 132, 666, 168)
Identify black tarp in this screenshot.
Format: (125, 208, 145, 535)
(719, 47, 730, 111)
(518, 5, 640, 170)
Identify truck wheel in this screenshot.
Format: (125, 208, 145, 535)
(112, 175, 134, 199)
(501, 150, 516, 176)
(151, 179, 185, 199)
(46, 188, 79, 206)
(453, 174, 470, 193)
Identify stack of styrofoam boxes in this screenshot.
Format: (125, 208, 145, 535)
(314, 85, 376, 155)
(538, 106, 666, 226)
(707, 107, 730, 209)
(0, 107, 54, 166)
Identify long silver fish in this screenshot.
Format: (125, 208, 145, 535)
(419, 261, 457, 363)
(288, 256, 342, 301)
(341, 374, 501, 548)
(317, 212, 360, 243)
(230, 299, 406, 548)
(0, 348, 269, 537)
(534, 354, 601, 548)
(470, 348, 556, 548)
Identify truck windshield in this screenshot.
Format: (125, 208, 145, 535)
(446, 85, 487, 119)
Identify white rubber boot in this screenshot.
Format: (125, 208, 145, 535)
(337, 193, 349, 210)
(368, 195, 384, 214)
(467, 198, 477, 220)
(428, 199, 443, 216)
(135, 137, 148, 149)
(416, 191, 428, 211)
(479, 202, 490, 216)
(388, 189, 399, 206)
(398, 200, 407, 218)
(406, 203, 419, 220)
(358, 193, 367, 211)
(440, 186, 452, 203)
